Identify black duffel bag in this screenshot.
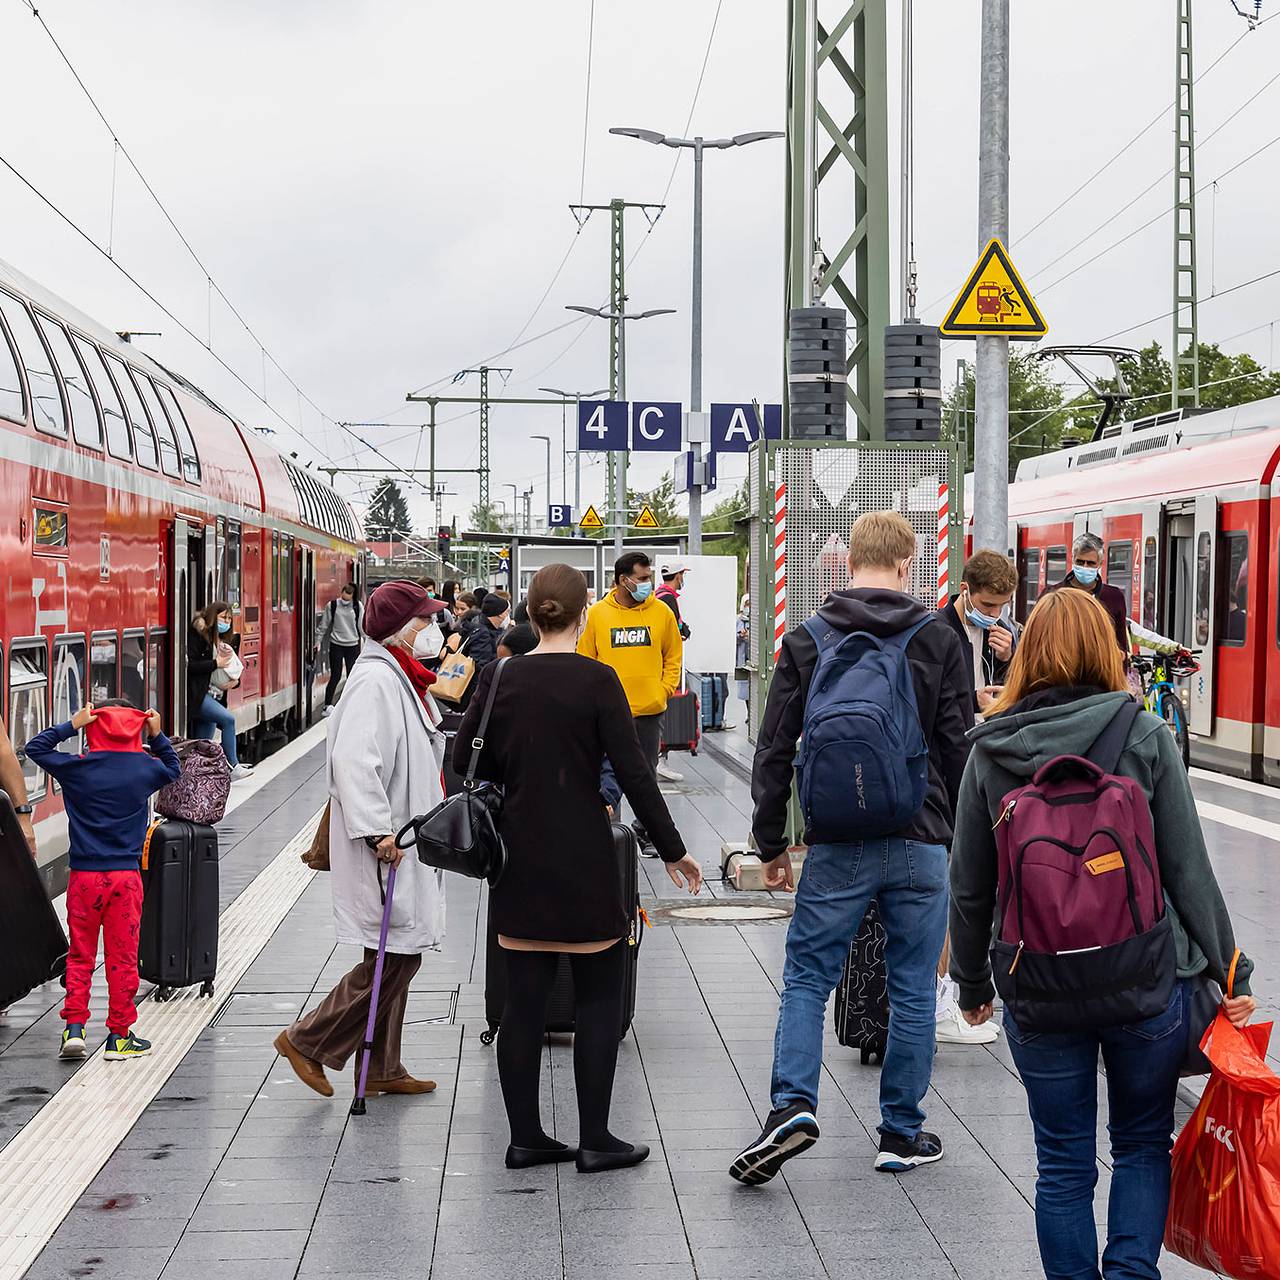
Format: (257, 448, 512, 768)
(396, 657, 507, 885)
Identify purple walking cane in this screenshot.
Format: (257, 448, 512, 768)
(350, 862, 397, 1116)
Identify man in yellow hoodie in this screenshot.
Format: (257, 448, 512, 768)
(579, 551, 684, 854)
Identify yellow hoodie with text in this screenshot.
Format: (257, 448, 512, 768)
(578, 588, 683, 717)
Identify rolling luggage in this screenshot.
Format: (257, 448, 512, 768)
(138, 819, 219, 1001)
(833, 899, 890, 1065)
(700, 674, 728, 731)
(481, 823, 643, 1044)
(660, 688, 700, 755)
(0, 791, 67, 1008)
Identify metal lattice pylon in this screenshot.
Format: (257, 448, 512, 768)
(1172, 0, 1200, 409)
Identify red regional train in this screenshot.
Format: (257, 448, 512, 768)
(0, 259, 363, 893)
(995, 393, 1280, 782)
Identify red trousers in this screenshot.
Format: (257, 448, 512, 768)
(62, 869, 144, 1035)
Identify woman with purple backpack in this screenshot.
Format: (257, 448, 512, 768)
(949, 587, 1256, 1280)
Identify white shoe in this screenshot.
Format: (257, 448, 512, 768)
(656, 760, 684, 782)
(322, 706, 334, 718)
(935, 1003, 1000, 1045)
(229, 763, 256, 782)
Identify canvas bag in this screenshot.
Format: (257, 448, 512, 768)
(155, 737, 232, 825)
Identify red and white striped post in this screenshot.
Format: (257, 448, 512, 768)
(937, 481, 950, 607)
(773, 482, 787, 661)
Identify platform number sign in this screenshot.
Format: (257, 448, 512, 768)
(710, 402, 783, 454)
(547, 504, 573, 528)
(577, 399, 628, 452)
(630, 401, 682, 452)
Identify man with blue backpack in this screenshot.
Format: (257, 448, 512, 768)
(730, 511, 973, 1184)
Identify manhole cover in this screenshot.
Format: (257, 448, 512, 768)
(665, 903, 791, 923)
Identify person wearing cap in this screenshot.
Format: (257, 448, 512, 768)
(656, 564, 692, 641)
(464, 593, 511, 670)
(26, 700, 180, 1061)
(275, 581, 449, 1101)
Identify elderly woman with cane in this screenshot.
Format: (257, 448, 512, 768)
(274, 580, 449, 1099)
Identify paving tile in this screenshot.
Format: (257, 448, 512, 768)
(23, 1244, 175, 1280)
(167, 1228, 311, 1262)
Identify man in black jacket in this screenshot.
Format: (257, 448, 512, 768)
(937, 548, 1017, 717)
(731, 511, 973, 1187)
(465, 593, 509, 670)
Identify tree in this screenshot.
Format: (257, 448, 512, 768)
(1100, 341, 1280, 422)
(364, 478, 411, 542)
(625, 474, 684, 533)
(467, 501, 504, 533)
(703, 480, 750, 593)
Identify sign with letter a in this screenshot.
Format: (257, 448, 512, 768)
(710, 403, 783, 454)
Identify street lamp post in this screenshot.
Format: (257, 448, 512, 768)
(531, 434, 552, 533)
(540, 386, 607, 515)
(609, 127, 783, 553)
(504, 482, 520, 534)
(565, 305, 676, 554)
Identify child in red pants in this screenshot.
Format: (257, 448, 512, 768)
(27, 702, 180, 1059)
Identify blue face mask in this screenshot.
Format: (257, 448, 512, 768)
(965, 604, 998, 631)
(217, 619, 231, 634)
(629, 579, 653, 603)
(1072, 565, 1099, 587)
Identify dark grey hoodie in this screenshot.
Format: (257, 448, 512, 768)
(949, 688, 1253, 1010)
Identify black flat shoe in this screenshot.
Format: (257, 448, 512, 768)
(576, 1142, 650, 1173)
(505, 1143, 577, 1169)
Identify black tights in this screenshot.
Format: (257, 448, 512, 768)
(497, 943, 627, 1152)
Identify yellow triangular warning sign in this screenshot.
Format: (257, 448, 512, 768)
(634, 504, 660, 530)
(579, 504, 605, 531)
(939, 238, 1048, 340)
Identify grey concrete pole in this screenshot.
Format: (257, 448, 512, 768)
(688, 139, 705, 554)
(973, 0, 1010, 555)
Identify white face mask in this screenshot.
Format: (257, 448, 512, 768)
(410, 622, 443, 660)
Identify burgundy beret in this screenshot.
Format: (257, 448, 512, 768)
(363, 581, 446, 640)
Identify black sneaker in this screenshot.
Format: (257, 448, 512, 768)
(875, 1129, 944, 1172)
(104, 1031, 152, 1061)
(729, 1103, 820, 1185)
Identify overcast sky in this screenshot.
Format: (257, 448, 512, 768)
(2, 1, 1278, 533)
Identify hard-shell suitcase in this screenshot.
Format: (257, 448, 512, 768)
(0, 791, 67, 1007)
(833, 899, 890, 1064)
(700, 674, 727, 731)
(138, 819, 219, 1001)
(660, 688, 700, 755)
(482, 823, 643, 1044)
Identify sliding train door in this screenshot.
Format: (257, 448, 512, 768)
(1190, 494, 1218, 737)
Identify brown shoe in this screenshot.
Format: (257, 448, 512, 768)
(365, 1075, 437, 1095)
(273, 1030, 334, 1097)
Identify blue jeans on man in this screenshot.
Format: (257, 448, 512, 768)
(770, 836, 949, 1137)
(1004, 980, 1188, 1280)
(194, 693, 239, 768)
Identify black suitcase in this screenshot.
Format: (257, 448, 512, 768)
(481, 823, 643, 1044)
(833, 899, 890, 1065)
(659, 688, 700, 755)
(138, 819, 219, 1001)
(0, 791, 67, 1007)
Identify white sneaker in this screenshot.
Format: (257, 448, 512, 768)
(935, 1002, 1000, 1045)
(229, 763, 256, 782)
(656, 760, 684, 782)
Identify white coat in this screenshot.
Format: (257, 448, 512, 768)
(326, 642, 447, 954)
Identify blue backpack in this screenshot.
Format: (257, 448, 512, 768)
(796, 614, 931, 842)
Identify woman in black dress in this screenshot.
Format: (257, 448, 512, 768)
(456, 563, 701, 1173)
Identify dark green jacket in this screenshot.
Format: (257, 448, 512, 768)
(949, 689, 1253, 1010)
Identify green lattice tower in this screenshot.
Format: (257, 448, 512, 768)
(1173, 0, 1200, 410)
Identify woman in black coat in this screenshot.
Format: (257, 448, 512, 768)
(456, 563, 701, 1173)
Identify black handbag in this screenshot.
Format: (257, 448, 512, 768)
(395, 658, 508, 885)
(1180, 948, 1242, 1077)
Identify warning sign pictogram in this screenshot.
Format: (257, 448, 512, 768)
(578, 504, 605, 531)
(940, 238, 1047, 340)
(633, 504, 660, 529)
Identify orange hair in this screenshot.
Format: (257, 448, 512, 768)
(986, 587, 1128, 718)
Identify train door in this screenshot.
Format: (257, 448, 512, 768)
(1189, 495, 1219, 736)
(167, 519, 206, 734)
(1161, 508, 1196, 645)
(296, 545, 316, 728)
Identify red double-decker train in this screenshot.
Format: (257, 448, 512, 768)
(996, 394, 1280, 782)
(0, 259, 361, 891)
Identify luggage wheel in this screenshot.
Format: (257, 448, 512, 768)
(199, 980, 215, 998)
(479, 1024, 497, 1046)
(859, 1046, 885, 1067)
(153, 985, 174, 1003)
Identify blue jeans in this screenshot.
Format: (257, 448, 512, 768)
(770, 837, 949, 1138)
(1005, 980, 1189, 1280)
(194, 693, 239, 768)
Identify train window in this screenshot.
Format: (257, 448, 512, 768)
(1046, 545, 1068, 587)
(121, 631, 147, 707)
(74, 338, 131, 460)
(106, 354, 158, 470)
(33, 505, 68, 550)
(10, 643, 48, 801)
(1143, 537, 1157, 630)
(1195, 532, 1212, 647)
(153, 382, 201, 483)
(1220, 532, 1248, 648)
(1023, 548, 1042, 611)
(271, 531, 280, 608)
(225, 521, 242, 610)
(133, 374, 181, 477)
(147, 630, 167, 720)
(51, 637, 87, 758)
(90, 631, 119, 702)
(0, 315, 24, 423)
(0, 292, 65, 437)
(1106, 543, 1133, 617)
(36, 318, 100, 449)
(282, 535, 294, 608)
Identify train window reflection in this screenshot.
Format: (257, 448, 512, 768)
(1023, 548, 1042, 615)
(1143, 537, 1157, 630)
(91, 632, 119, 702)
(225, 522, 242, 611)
(11, 644, 49, 800)
(106, 354, 158, 470)
(134, 373, 181, 477)
(0, 319, 24, 423)
(0, 292, 65, 437)
(153, 382, 201, 483)
(1106, 542, 1133, 617)
(147, 631, 167, 723)
(36, 318, 100, 449)
(121, 632, 147, 708)
(74, 338, 131, 460)
(52, 637, 87, 758)
(1195, 532, 1211, 648)
(1046, 545, 1068, 587)
(1220, 533, 1248, 648)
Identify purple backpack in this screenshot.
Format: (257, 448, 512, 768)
(992, 700, 1176, 1032)
(155, 738, 231, 826)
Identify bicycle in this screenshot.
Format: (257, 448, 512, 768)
(1131, 650, 1200, 768)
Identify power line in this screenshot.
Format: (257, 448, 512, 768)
(579, 0, 596, 205)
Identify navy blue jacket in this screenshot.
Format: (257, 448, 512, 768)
(26, 722, 182, 872)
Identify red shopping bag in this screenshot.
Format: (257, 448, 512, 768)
(1165, 973, 1280, 1279)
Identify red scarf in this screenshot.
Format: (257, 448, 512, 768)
(388, 644, 437, 706)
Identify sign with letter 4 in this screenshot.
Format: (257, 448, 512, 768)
(630, 401, 682, 452)
(939, 238, 1047, 339)
(634, 504, 660, 530)
(710, 402, 782, 454)
(547, 505, 573, 528)
(577, 400, 628, 452)
(578, 504, 605, 531)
